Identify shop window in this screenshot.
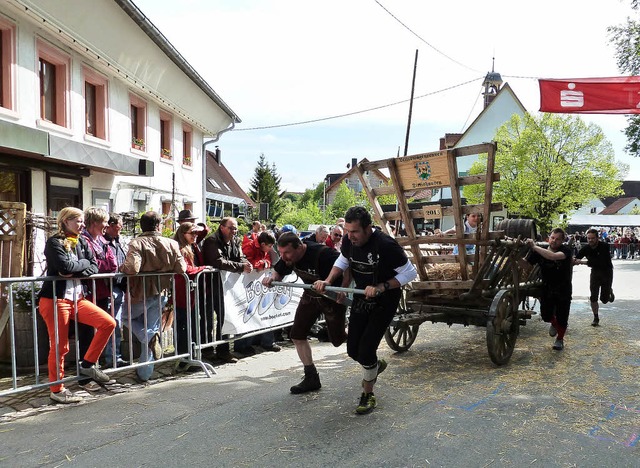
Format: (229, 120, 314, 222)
(83, 67, 108, 139)
(37, 41, 70, 127)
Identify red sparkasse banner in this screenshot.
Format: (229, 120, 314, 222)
(539, 77, 640, 114)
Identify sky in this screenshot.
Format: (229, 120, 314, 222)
(134, 0, 640, 193)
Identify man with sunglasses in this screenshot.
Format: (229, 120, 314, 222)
(325, 225, 344, 250)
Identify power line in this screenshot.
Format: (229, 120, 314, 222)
(373, 0, 482, 74)
(233, 77, 484, 132)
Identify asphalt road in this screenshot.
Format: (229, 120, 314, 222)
(1, 260, 639, 468)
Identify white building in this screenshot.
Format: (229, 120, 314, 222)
(0, 0, 240, 219)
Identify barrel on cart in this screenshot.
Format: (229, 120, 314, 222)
(353, 142, 542, 365)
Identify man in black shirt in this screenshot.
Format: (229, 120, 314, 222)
(525, 228, 573, 351)
(316, 206, 417, 415)
(574, 228, 614, 326)
(262, 232, 349, 394)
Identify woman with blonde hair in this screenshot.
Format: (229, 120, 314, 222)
(39, 207, 116, 403)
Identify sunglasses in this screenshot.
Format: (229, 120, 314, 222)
(333, 233, 342, 238)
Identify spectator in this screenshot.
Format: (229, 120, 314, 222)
(235, 231, 281, 356)
(39, 207, 115, 404)
(307, 225, 329, 244)
(325, 225, 344, 250)
(77, 206, 117, 391)
(202, 217, 252, 363)
(121, 211, 187, 382)
(102, 213, 128, 369)
(173, 222, 211, 370)
(445, 213, 480, 255)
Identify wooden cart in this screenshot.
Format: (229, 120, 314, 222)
(354, 142, 542, 365)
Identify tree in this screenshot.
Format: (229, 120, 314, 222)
(328, 181, 361, 221)
(608, 1, 640, 156)
(464, 113, 627, 235)
(248, 153, 283, 222)
(278, 200, 323, 230)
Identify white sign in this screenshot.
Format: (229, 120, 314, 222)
(221, 270, 303, 335)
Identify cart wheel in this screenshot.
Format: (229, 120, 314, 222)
(486, 289, 519, 365)
(385, 322, 419, 352)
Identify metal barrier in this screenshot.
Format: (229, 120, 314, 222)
(1, 269, 309, 398)
(0, 271, 214, 398)
(609, 243, 637, 259)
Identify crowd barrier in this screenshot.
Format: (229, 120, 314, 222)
(0, 269, 295, 398)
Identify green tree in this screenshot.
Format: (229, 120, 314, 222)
(464, 113, 627, 235)
(278, 200, 323, 230)
(329, 182, 359, 220)
(248, 153, 283, 222)
(608, 1, 640, 156)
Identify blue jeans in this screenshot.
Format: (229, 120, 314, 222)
(122, 294, 166, 381)
(103, 286, 125, 365)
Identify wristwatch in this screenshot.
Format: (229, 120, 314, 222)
(383, 281, 391, 291)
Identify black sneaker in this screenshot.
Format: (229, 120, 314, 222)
(591, 316, 600, 327)
(356, 392, 377, 415)
(290, 372, 321, 394)
(549, 324, 557, 337)
(552, 338, 564, 351)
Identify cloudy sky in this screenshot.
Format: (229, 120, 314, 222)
(134, 0, 639, 192)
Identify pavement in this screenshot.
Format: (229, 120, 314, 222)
(0, 259, 638, 467)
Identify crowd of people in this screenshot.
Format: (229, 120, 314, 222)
(569, 227, 639, 259)
(37, 206, 416, 414)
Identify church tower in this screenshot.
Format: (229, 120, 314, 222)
(482, 58, 503, 108)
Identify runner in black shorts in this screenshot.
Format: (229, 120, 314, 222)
(262, 232, 349, 394)
(574, 228, 614, 326)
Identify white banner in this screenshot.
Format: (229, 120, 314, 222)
(220, 270, 303, 335)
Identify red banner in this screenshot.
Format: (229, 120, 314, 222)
(539, 77, 640, 114)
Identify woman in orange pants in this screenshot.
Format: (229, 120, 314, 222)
(39, 207, 116, 404)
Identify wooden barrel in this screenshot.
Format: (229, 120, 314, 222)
(497, 218, 537, 240)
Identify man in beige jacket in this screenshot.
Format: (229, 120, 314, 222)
(121, 211, 186, 381)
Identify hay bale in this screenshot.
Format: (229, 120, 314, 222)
(427, 263, 473, 281)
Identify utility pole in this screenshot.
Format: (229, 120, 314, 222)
(404, 49, 419, 156)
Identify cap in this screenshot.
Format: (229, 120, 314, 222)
(178, 209, 197, 222)
(280, 224, 298, 235)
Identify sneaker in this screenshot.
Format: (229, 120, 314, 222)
(356, 392, 377, 415)
(217, 351, 238, 364)
(362, 359, 388, 387)
(262, 344, 281, 352)
(50, 388, 83, 404)
(552, 338, 564, 351)
(149, 333, 163, 360)
(549, 324, 557, 337)
(79, 381, 102, 392)
(79, 364, 111, 383)
(609, 290, 615, 303)
(290, 372, 321, 394)
(591, 316, 600, 327)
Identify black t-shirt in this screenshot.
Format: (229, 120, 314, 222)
(340, 229, 407, 290)
(274, 240, 341, 285)
(528, 244, 573, 297)
(576, 241, 613, 270)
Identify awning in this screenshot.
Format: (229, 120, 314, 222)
(205, 191, 246, 205)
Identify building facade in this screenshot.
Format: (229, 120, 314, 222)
(0, 0, 239, 219)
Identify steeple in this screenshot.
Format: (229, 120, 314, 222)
(482, 57, 503, 108)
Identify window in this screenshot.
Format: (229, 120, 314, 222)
(160, 111, 172, 160)
(47, 174, 81, 217)
(130, 93, 147, 151)
(0, 18, 15, 110)
(83, 67, 108, 139)
(37, 41, 70, 127)
(182, 124, 192, 166)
